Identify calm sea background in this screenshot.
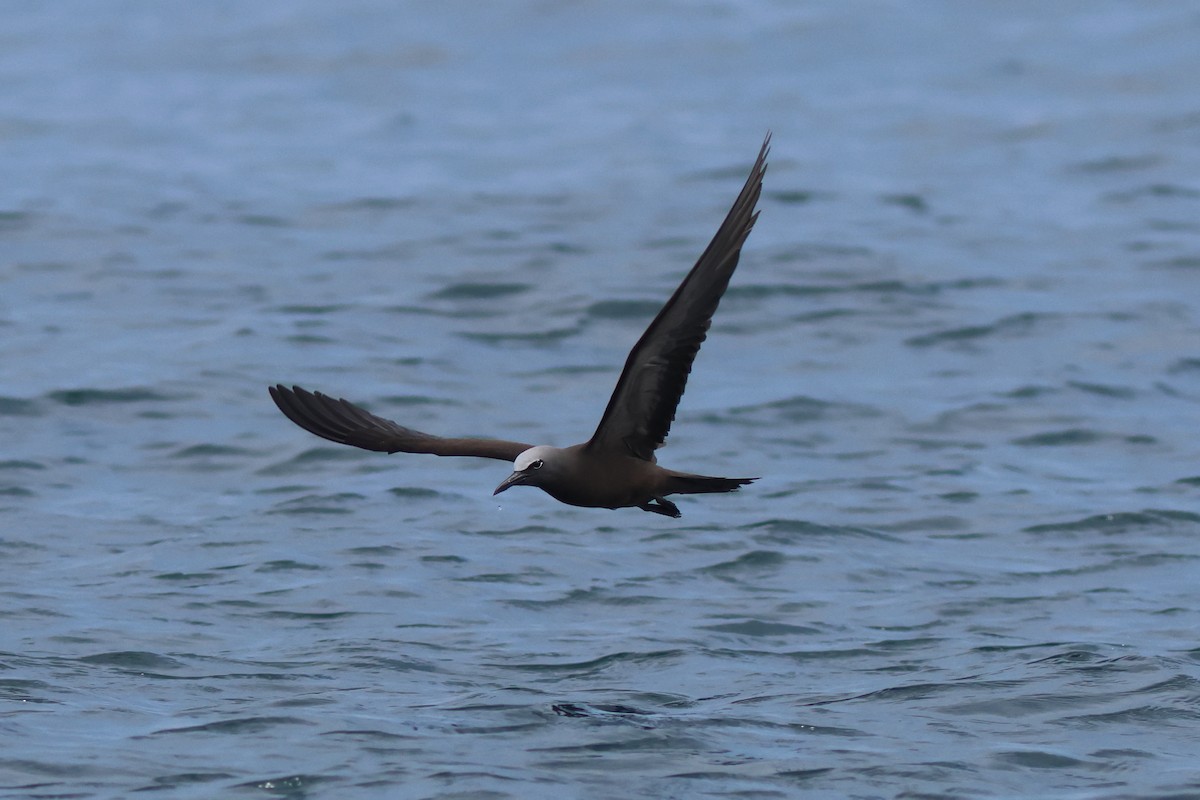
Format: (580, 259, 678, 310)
(3, 2, 1200, 798)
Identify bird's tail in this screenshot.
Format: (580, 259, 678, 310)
(665, 472, 757, 496)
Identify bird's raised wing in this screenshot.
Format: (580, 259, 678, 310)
(585, 133, 769, 461)
(269, 385, 532, 462)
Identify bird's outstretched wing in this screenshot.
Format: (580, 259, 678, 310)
(269, 385, 533, 462)
(585, 133, 769, 461)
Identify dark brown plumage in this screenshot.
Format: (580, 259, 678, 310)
(270, 134, 769, 517)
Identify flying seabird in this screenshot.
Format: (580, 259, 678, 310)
(270, 133, 769, 517)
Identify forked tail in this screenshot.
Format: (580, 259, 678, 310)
(667, 472, 757, 496)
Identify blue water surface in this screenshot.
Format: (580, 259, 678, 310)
(2, 2, 1200, 798)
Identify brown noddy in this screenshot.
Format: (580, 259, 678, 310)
(270, 133, 769, 518)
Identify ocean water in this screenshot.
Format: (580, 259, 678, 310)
(3, 2, 1200, 798)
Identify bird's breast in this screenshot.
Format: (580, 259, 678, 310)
(538, 454, 665, 509)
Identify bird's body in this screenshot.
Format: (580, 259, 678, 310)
(504, 445, 665, 510)
(270, 134, 770, 518)
(488, 443, 749, 517)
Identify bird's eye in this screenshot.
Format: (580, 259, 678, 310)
(531, 459, 544, 470)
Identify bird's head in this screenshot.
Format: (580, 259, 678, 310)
(494, 446, 560, 496)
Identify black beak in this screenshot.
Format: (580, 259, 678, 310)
(493, 470, 527, 496)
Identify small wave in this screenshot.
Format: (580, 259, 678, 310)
(1103, 183, 1200, 203)
(880, 192, 929, 213)
(274, 303, 351, 315)
(0, 678, 53, 703)
(235, 213, 289, 227)
(1071, 154, 1162, 173)
(150, 716, 312, 736)
(742, 518, 893, 541)
(993, 749, 1089, 769)
(0, 460, 45, 471)
(1168, 357, 1200, 374)
(471, 525, 563, 538)
(905, 312, 1057, 348)
(1024, 509, 1200, 535)
(257, 448, 372, 476)
(458, 327, 581, 344)
(45, 387, 175, 406)
(388, 486, 442, 500)
(699, 550, 787, 574)
(78, 651, 184, 670)
(262, 611, 358, 621)
(170, 444, 253, 459)
(428, 281, 531, 300)
(713, 395, 881, 427)
(1011, 428, 1106, 446)
(552, 702, 657, 721)
(239, 775, 334, 794)
(254, 559, 324, 573)
(489, 650, 685, 675)
(1066, 380, 1138, 399)
(0, 396, 40, 416)
(505, 588, 666, 609)
(265, 492, 365, 515)
(700, 620, 820, 637)
(766, 189, 830, 205)
(319, 196, 416, 212)
(585, 299, 662, 320)
(1062, 705, 1200, 727)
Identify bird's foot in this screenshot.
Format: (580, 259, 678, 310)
(638, 498, 681, 518)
